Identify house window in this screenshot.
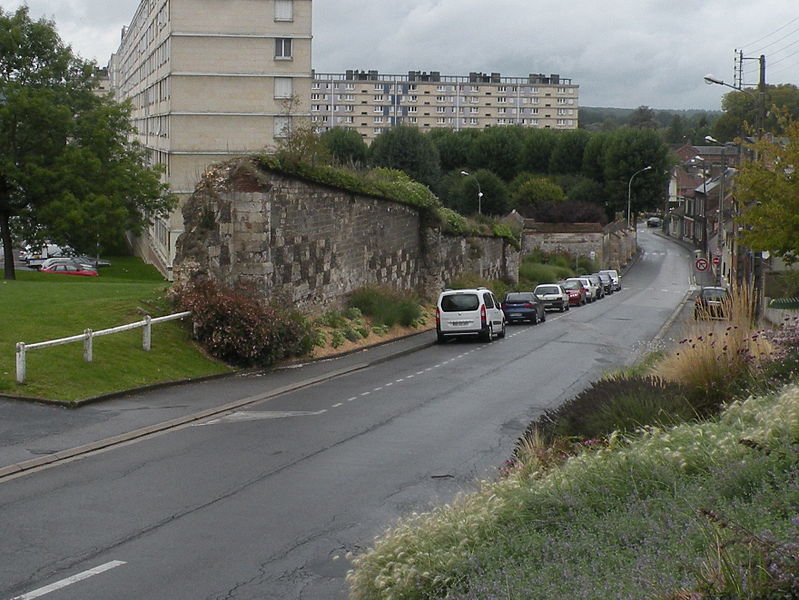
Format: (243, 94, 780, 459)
(408, 116, 418, 123)
(408, 106, 417, 113)
(436, 106, 446, 113)
(274, 116, 290, 138)
(275, 0, 293, 21)
(275, 77, 293, 99)
(374, 94, 384, 102)
(275, 38, 292, 59)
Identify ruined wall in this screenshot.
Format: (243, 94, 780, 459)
(521, 221, 637, 271)
(174, 160, 519, 309)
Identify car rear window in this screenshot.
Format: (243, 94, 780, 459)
(505, 293, 533, 303)
(702, 288, 727, 300)
(535, 286, 559, 295)
(562, 281, 580, 290)
(441, 293, 480, 312)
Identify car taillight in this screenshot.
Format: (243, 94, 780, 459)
(435, 307, 440, 325)
(501, 303, 508, 309)
(524, 303, 534, 308)
(480, 304, 487, 326)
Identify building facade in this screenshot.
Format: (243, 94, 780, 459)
(109, 0, 312, 277)
(311, 70, 579, 141)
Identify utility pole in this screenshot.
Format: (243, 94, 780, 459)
(752, 54, 766, 320)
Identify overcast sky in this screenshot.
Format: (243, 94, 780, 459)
(2, 0, 798, 110)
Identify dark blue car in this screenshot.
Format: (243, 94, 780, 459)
(501, 292, 546, 324)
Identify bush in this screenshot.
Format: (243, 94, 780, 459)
(174, 279, 313, 367)
(348, 286, 423, 328)
(522, 375, 699, 446)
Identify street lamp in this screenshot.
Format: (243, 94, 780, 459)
(460, 170, 483, 215)
(626, 165, 652, 228)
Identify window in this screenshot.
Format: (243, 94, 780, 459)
(374, 94, 384, 102)
(374, 116, 384, 123)
(274, 116, 290, 138)
(436, 106, 446, 113)
(373, 106, 383, 113)
(275, 0, 293, 20)
(436, 96, 445, 102)
(436, 117, 446, 124)
(341, 93, 354, 101)
(374, 127, 385, 134)
(408, 106, 417, 113)
(275, 38, 292, 59)
(498, 97, 508, 103)
(498, 86, 507, 92)
(408, 116, 418, 123)
(342, 105, 354, 112)
(275, 77, 292, 99)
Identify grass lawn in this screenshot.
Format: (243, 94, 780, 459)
(0, 257, 233, 402)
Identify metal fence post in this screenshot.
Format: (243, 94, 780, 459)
(84, 329, 93, 362)
(143, 315, 152, 351)
(16, 342, 26, 384)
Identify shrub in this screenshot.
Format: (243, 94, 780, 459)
(174, 279, 313, 367)
(348, 286, 423, 328)
(521, 375, 698, 446)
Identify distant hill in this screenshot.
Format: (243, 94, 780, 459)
(580, 106, 722, 130)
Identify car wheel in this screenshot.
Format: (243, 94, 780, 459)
(541, 311, 546, 322)
(498, 321, 506, 338)
(482, 324, 493, 343)
(559, 304, 565, 312)
(531, 313, 538, 325)
(437, 332, 446, 344)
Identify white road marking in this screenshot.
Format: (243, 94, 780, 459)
(198, 410, 327, 425)
(11, 561, 127, 600)
(347, 396, 357, 402)
(332, 403, 343, 408)
(360, 391, 370, 396)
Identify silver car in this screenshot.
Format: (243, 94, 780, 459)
(533, 284, 569, 312)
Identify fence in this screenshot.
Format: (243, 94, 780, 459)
(15, 311, 191, 384)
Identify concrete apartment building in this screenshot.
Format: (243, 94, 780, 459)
(109, 0, 312, 277)
(311, 70, 579, 140)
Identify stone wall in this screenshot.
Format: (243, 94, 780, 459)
(521, 221, 637, 271)
(174, 160, 519, 309)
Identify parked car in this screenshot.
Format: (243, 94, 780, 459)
(594, 271, 614, 295)
(501, 291, 546, 324)
(694, 286, 729, 319)
(568, 277, 599, 302)
(533, 283, 569, 312)
(436, 288, 506, 343)
(40, 263, 99, 277)
(647, 216, 662, 228)
(560, 279, 587, 306)
(584, 274, 605, 298)
(39, 257, 98, 272)
(600, 269, 621, 291)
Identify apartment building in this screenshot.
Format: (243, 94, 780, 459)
(311, 70, 579, 141)
(109, 0, 312, 277)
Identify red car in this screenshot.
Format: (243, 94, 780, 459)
(41, 263, 99, 277)
(559, 279, 587, 306)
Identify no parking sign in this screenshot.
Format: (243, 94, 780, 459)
(695, 258, 709, 271)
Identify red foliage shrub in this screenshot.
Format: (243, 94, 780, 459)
(174, 279, 313, 367)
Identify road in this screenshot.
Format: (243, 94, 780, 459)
(0, 227, 697, 600)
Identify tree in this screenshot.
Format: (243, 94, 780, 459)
(429, 128, 478, 173)
(369, 126, 440, 188)
(447, 168, 508, 216)
(509, 174, 566, 216)
(320, 127, 367, 166)
(735, 120, 799, 264)
(601, 129, 671, 218)
(0, 7, 175, 279)
(627, 105, 659, 130)
(468, 126, 524, 181)
(548, 129, 591, 174)
(518, 128, 558, 173)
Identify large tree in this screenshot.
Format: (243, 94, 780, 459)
(0, 7, 175, 279)
(320, 126, 367, 166)
(735, 119, 799, 264)
(369, 125, 440, 188)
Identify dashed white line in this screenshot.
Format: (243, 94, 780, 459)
(11, 561, 127, 600)
(347, 397, 357, 402)
(332, 403, 343, 408)
(360, 391, 370, 396)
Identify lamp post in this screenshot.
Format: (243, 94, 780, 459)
(460, 170, 483, 215)
(627, 165, 652, 228)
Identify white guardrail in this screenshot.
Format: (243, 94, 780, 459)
(15, 311, 191, 384)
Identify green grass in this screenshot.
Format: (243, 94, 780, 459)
(0, 257, 232, 402)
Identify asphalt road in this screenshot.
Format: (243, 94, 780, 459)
(0, 226, 699, 600)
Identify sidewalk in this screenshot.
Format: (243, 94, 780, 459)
(0, 329, 437, 478)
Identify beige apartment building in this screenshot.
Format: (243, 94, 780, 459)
(311, 70, 579, 141)
(109, 0, 312, 277)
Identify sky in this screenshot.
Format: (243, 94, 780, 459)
(2, 0, 799, 110)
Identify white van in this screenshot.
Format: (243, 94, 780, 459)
(436, 288, 506, 343)
(599, 269, 621, 291)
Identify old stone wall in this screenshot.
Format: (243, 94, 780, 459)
(174, 161, 519, 309)
(521, 221, 637, 271)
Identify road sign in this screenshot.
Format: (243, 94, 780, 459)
(695, 258, 708, 271)
(712, 255, 721, 266)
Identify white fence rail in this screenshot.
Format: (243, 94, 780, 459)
(15, 311, 191, 384)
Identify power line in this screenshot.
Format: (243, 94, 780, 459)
(749, 23, 799, 54)
(742, 16, 799, 49)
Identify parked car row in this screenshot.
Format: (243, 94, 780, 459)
(435, 270, 622, 343)
(20, 242, 110, 275)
